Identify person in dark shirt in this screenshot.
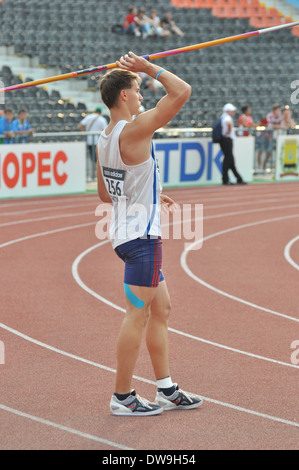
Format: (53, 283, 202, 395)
(161, 11, 185, 37)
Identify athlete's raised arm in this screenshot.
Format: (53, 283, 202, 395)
(117, 51, 191, 136)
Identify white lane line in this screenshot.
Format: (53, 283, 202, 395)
(169, 327, 299, 369)
(0, 196, 95, 209)
(1, 199, 299, 229)
(0, 182, 297, 214)
(203, 203, 299, 221)
(196, 198, 298, 210)
(0, 222, 96, 249)
(168, 188, 299, 203)
(0, 201, 98, 217)
(0, 323, 298, 429)
(0, 403, 133, 450)
(1, 213, 298, 365)
(71, 241, 299, 369)
(1, 185, 297, 216)
(0, 321, 155, 386)
(181, 214, 299, 323)
(0, 211, 94, 228)
(284, 236, 299, 272)
(173, 193, 299, 205)
(0, 209, 298, 434)
(192, 397, 299, 428)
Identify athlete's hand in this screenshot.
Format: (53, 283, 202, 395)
(116, 51, 158, 77)
(160, 193, 177, 212)
(117, 51, 147, 71)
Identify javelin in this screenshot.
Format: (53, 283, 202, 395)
(0, 20, 298, 93)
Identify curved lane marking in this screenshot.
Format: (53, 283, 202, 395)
(181, 214, 299, 323)
(284, 236, 299, 272)
(0, 222, 95, 249)
(72, 241, 299, 369)
(0, 212, 298, 435)
(0, 403, 133, 450)
(0, 323, 298, 429)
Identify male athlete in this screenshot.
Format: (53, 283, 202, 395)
(96, 51, 203, 416)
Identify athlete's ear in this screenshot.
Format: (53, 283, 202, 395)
(120, 89, 127, 101)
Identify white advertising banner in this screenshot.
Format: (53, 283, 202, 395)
(275, 135, 299, 181)
(0, 142, 86, 199)
(0, 137, 255, 198)
(153, 136, 254, 187)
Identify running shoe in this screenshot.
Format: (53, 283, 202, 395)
(155, 384, 203, 410)
(110, 390, 163, 416)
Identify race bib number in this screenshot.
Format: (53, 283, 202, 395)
(102, 167, 125, 199)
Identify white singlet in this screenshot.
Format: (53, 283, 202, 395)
(97, 120, 162, 249)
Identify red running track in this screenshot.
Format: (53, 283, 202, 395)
(0, 181, 298, 450)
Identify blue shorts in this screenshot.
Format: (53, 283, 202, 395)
(115, 236, 164, 288)
(256, 135, 272, 152)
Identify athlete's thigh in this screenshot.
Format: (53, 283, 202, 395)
(150, 280, 171, 320)
(126, 283, 159, 309)
(124, 284, 159, 326)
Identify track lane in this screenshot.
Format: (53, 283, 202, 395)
(0, 183, 298, 449)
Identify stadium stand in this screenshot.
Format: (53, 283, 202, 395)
(0, 0, 298, 133)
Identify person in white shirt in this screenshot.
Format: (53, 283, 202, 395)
(220, 103, 246, 185)
(78, 107, 108, 179)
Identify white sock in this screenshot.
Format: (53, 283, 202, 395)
(156, 376, 174, 390)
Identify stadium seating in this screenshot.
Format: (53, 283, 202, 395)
(0, 0, 298, 133)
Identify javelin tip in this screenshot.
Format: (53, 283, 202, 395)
(258, 20, 299, 34)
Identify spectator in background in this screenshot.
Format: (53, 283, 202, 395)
(123, 6, 139, 36)
(255, 116, 269, 170)
(0, 108, 14, 144)
(78, 107, 108, 180)
(256, 104, 286, 171)
(148, 9, 171, 38)
(262, 103, 283, 170)
(267, 103, 283, 132)
(281, 105, 295, 129)
(12, 109, 34, 143)
(134, 7, 153, 39)
(220, 103, 246, 185)
(237, 105, 259, 136)
(161, 11, 185, 38)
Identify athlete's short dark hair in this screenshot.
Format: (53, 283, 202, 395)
(100, 69, 140, 109)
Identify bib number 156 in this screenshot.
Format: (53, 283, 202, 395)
(102, 166, 125, 198)
(106, 178, 122, 196)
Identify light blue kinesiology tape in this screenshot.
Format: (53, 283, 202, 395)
(124, 283, 145, 309)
